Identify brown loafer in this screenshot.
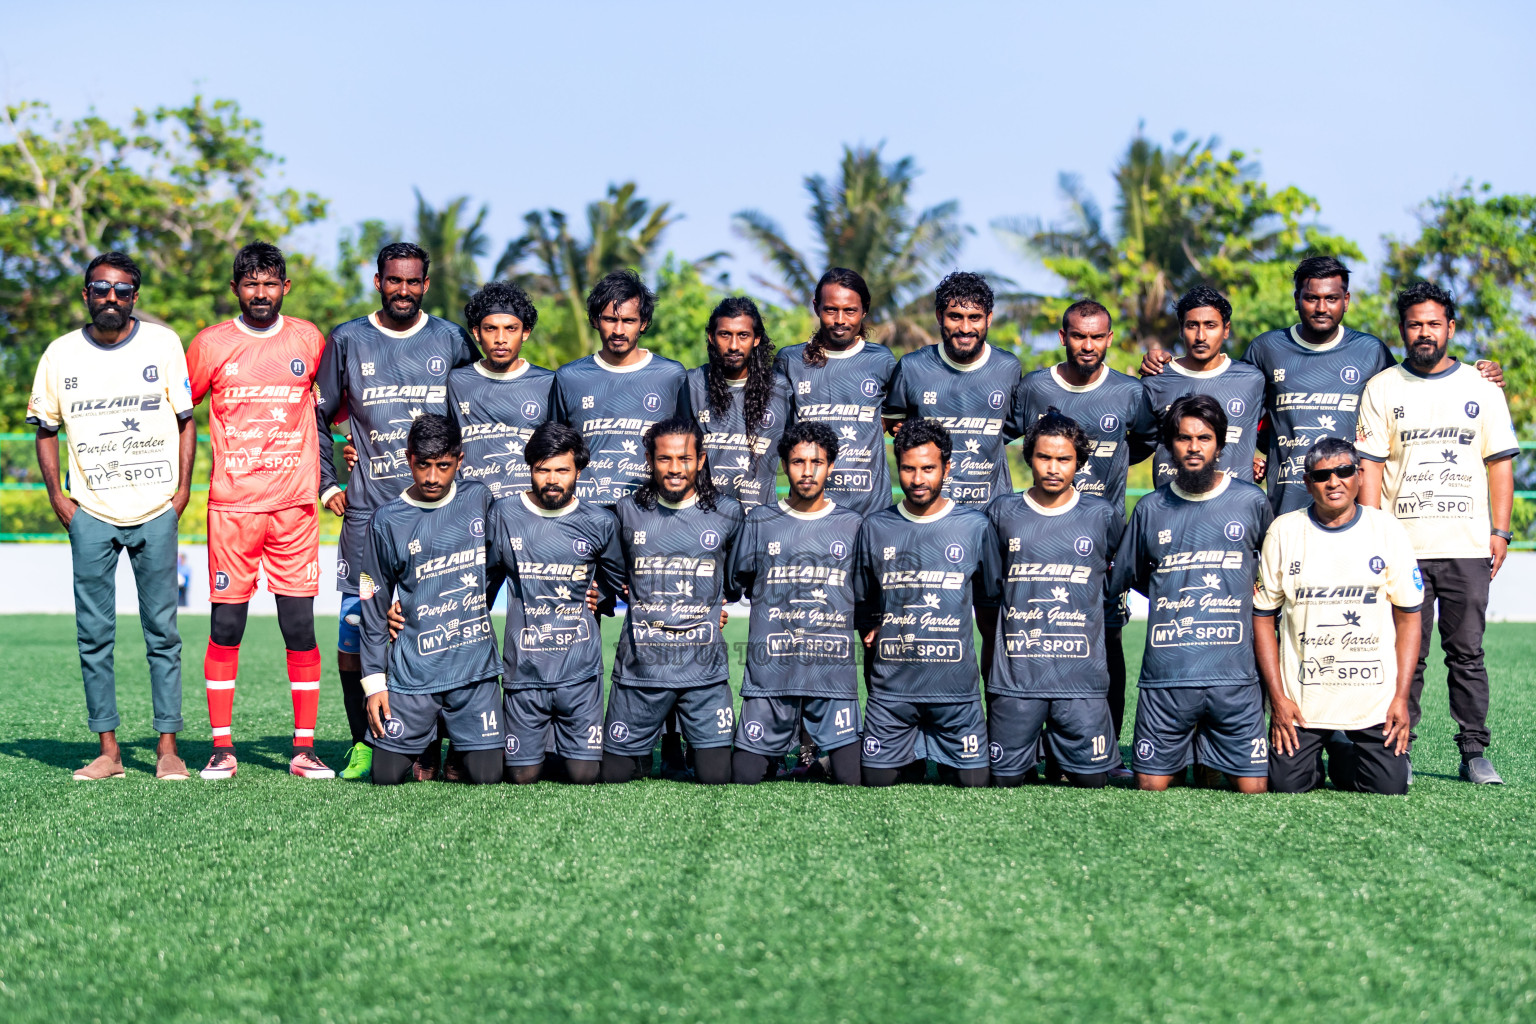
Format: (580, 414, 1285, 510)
(156, 753, 191, 780)
(73, 754, 125, 780)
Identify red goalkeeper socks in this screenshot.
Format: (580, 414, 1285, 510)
(287, 648, 321, 749)
(205, 641, 239, 748)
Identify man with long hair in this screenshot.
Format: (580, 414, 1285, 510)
(776, 268, 897, 516)
(689, 296, 791, 511)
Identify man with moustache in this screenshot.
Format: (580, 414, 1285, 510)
(854, 419, 1003, 787)
(187, 242, 332, 780)
(1011, 300, 1155, 771)
(29, 251, 198, 780)
(776, 268, 898, 516)
(1110, 395, 1273, 793)
(314, 242, 480, 779)
(884, 271, 1023, 506)
(1356, 282, 1518, 785)
(446, 281, 555, 503)
(689, 296, 791, 511)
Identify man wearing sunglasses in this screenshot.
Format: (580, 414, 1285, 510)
(1254, 438, 1422, 794)
(27, 251, 198, 781)
(1356, 282, 1518, 785)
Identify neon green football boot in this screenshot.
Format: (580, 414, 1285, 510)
(338, 741, 372, 780)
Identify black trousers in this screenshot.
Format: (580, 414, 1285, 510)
(1411, 558, 1492, 757)
(1269, 725, 1408, 796)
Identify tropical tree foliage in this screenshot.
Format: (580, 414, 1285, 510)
(994, 132, 1360, 354)
(413, 190, 489, 323)
(0, 96, 359, 429)
(1379, 183, 1536, 429)
(496, 182, 689, 364)
(733, 144, 969, 351)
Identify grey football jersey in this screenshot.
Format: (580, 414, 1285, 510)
(1139, 356, 1267, 487)
(551, 350, 691, 506)
(612, 493, 745, 688)
(314, 312, 479, 512)
(776, 339, 898, 516)
(487, 493, 624, 689)
(447, 361, 555, 500)
(1109, 476, 1273, 689)
(853, 500, 1003, 702)
(985, 491, 1123, 698)
(729, 500, 863, 698)
(359, 480, 500, 694)
(1241, 325, 1395, 515)
(884, 343, 1023, 505)
(1011, 365, 1155, 515)
(687, 366, 792, 510)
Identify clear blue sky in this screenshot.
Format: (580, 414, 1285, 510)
(6, 0, 1534, 299)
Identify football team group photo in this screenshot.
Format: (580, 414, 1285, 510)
(6, 4, 1533, 1019)
(32, 243, 1518, 794)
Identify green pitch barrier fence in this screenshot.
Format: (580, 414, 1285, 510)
(2, 432, 1534, 548)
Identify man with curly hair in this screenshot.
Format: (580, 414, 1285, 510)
(884, 272, 1022, 506)
(447, 281, 555, 501)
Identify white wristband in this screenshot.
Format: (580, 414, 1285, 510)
(360, 673, 388, 697)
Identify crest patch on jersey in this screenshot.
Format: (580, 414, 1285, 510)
(1368, 555, 1386, 575)
(214, 571, 230, 592)
(427, 356, 447, 376)
(142, 365, 159, 383)
(1100, 413, 1120, 432)
(572, 538, 592, 558)
(1074, 536, 1094, 557)
(470, 517, 485, 538)
(830, 540, 848, 560)
(699, 529, 721, 551)
(289, 358, 307, 378)
(945, 542, 965, 564)
(989, 390, 1006, 410)
(1464, 401, 1480, 419)
(643, 393, 661, 412)
(1340, 365, 1361, 385)
(1227, 398, 1246, 417)
(1411, 567, 1424, 591)
(522, 400, 542, 419)
(861, 378, 880, 398)
(1223, 521, 1245, 542)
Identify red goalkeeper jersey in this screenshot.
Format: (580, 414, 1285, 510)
(188, 315, 327, 512)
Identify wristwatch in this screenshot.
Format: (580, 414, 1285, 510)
(1491, 528, 1514, 542)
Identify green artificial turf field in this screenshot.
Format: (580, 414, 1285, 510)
(1, 613, 1533, 1023)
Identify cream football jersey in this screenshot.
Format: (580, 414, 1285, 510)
(1253, 505, 1424, 730)
(26, 321, 194, 526)
(1355, 362, 1518, 558)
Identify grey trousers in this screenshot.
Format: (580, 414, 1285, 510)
(68, 508, 184, 734)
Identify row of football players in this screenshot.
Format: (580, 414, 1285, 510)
(177, 241, 1509, 786)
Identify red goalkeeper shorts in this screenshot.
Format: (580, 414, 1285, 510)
(207, 504, 321, 602)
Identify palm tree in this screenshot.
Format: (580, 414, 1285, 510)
(496, 182, 686, 360)
(733, 144, 970, 351)
(413, 190, 490, 322)
(993, 131, 1316, 351)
